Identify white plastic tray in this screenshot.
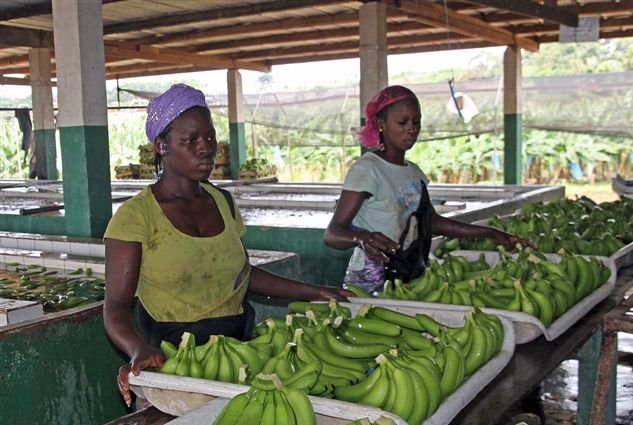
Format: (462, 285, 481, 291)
(351, 251, 617, 344)
(129, 305, 515, 425)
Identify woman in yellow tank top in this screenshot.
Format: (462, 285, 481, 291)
(103, 84, 352, 407)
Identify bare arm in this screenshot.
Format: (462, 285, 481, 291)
(431, 208, 536, 250)
(324, 189, 399, 263)
(104, 238, 164, 407)
(248, 266, 353, 301)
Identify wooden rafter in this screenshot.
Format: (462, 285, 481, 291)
(124, 12, 362, 48)
(461, 0, 579, 27)
(103, 43, 270, 73)
(103, 0, 360, 35)
(394, 0, 539, 51)
(0, 0, 125, 21)
(0, 25, 53, 48)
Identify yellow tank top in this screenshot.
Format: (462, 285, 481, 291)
(104, 184, 250, 322)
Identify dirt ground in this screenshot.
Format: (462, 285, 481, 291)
(564, 182, 621, 204)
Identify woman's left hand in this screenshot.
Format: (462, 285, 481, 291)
(495, 231, 537, 251)
(312, 286, 355, 302)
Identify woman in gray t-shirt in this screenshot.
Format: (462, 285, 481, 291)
(324, 85, 533, 292)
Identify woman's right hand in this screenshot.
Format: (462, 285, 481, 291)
(356, 231, 400, 264)
(117, 345, 165, 408)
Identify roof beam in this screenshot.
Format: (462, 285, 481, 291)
(188, 21, 437, 54)
(461, 0, 578, 27)
(125, 12, 361, 47)
(103, 0, 360, 35)
(103, 43, 271, 72)
(0, 0, 124, 21)
(0, 25, 53, 48)
(513, 17, 633, 37)
(393, 0, 538, 51)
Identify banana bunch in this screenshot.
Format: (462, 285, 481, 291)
(335, 351, 441, 425)
(158, 333, 269, 384)
(213, 373, 316, 425)
(379, 279, 417, 300)
(158, 331, 204, 378)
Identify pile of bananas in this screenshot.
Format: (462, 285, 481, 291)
(332, 306, 504, 424)
(0, 264, 103, 311)
(157, 301, 505, 424)
(213, 373, 315, 425)
(357, 248, 611, 327)
(434, 196, 633, 257)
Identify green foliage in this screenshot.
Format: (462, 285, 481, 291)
(0, 115, 29, 179)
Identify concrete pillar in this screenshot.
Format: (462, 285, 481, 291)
(503, 46, 523, 185)
(29, 47, 58, 180)
(359, 1, 388, 129)
(227, 69, 246, 179)
(52, 0, 112, 238)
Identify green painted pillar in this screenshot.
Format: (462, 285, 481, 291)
(29, 47, 57, 180)
(577, 331, 616, 425)
(504, 114, 522, 184)
(227, 69, 246, 179)
(359, 2, 388, 157)
(52, 0, 112, 238)
(503, 46, 523, 185)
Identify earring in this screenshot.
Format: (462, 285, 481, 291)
(159, 144, 167, 155)
(378, 129, 386, 151)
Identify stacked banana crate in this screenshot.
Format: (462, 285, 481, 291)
(210, 143, 231, 180)
(138, 143, 156, 180)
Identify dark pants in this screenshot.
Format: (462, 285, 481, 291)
(138, 301, 256, 348)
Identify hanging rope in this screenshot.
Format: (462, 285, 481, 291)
(443, 0, 463, 118)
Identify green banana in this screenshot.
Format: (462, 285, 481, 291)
(573, 255, 592, 301)
(401, 364, 430, 424)
(340, 326, 399, 348)
(274, 390, 296, 425)
(369, 306, 425, 332)
(259, 392, 277, 425)
(414, 313, 444, 337)
(226, 339, 267, 376)
(345, 284, 373, 298)
(526, 288, 554, 327)
(216, 343, 235, 383)
(212, 391, 251, 425)
(334, 368, 381, 402)
(323, 325, 390, 359)
(160, 340, 178, 359)
(281, 386, 316, 425)
(358, 358, 390, 408)
(551, 289, 569, 318)
(288, 301, 330, 315)
(387, 363, 415, 422)
(346, 317, 402, 337)
(399, 354, 441, 415)
(203, 343, 221, 380)
(550, 278, 576, 309)
(235, 389, 268, 425)
(463, 320, 487, 376)
(438, 341, 465, 399)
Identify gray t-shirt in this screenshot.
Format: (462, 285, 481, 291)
(343, 152, 429, 249)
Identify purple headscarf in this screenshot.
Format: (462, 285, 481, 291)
(145, 83, 208, 144)
(353, 85, 419, 148)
